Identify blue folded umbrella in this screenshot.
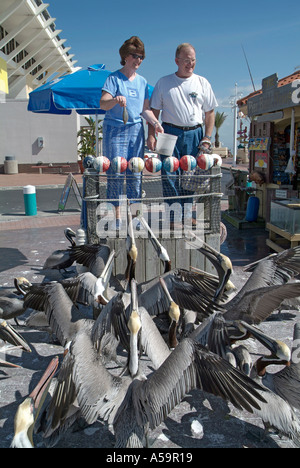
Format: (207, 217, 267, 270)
(28, 63, 153, 115)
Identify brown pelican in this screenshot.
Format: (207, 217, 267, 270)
(235, 245, 300, 302)
(237, 321, 300, 445)
(185, 232, 233, 301)
(0, 318, 31, 367)
(67, 242, 111, 278)
(241, 321, 300, 411)
(36, 280, 267, 448)
(42, 228, 77, 272)
(15, 276, 81, 313)
(11, 356, 59, 448)
(138, 216, 172, 272)
(0, 278, 32, 324)
(223, 282, 300, 324)
(186, 236, 300, 324)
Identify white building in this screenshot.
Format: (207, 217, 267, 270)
(0, 0, 81, 172)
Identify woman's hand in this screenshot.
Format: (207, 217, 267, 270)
(115, 95, 126, 108)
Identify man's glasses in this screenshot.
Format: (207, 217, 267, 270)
(177, 58, 196, 65)
(131, 53, 145, 60)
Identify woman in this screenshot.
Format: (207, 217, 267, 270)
(100, 36, 163, 230)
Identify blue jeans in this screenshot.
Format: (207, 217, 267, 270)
(160, 123, 203, 221)
(103, 121, 144, 207)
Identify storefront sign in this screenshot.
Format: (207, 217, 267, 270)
(275, 189, 288, 199)
(248, 137, 271, 151)
(247, 73, 300, 117)
(255, 152, 268, 168)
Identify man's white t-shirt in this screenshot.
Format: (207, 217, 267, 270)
(150, 73, 218, 127)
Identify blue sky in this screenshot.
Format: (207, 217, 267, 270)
(48, 0, 300, 150)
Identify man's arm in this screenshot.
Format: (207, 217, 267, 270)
(200, 109, 215, 150)
(147, 108, 161, 151)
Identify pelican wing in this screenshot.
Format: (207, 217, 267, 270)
(138, 307, 171, 369)
(224, 282, 300, 324)
(139, 269, 222, 319)
(43, 283, 90, 346)
(40, 351, 79, 441)
(233, 246, 300, 307)
(114, 338, 267, 431)
(69, 244, 111, 276)
(71, 328, 128, 425)
(23, 278, 81, 312)
(244, 245, 300, 278)
(75, 272, 97, 305)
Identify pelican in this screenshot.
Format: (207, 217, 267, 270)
(236, 245, 300, 300)
(138, 216, 172, 272)
(241, 321, 300, 411)
(0, 318, 31, 367)
(36, 280, 267, 448)
(185, 232, 233, 301)
(42, 228, 77, 272)
(11, 356, 59, 448)
(223, 281, 300, 324)
(68, 242, 111, 278)
(0, 278, 32, 324)
(15, 276, 81, 313)
(186, 234, 300, 324)
(132, 221, 223, 323)
(78, 250, 116, 306)
(237, 321, 300, 445)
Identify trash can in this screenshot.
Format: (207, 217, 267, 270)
(4, 156, 18, 174)
(245, 196, 259, 222)
(23, 185, 37, 216)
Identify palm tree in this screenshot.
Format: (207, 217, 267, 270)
(214, 111, 227, 148)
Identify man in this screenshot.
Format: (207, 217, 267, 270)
(147, 43, 218, 227)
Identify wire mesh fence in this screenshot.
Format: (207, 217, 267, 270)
(83, 166, 222, 241)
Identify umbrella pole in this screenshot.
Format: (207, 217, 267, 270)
(96, 113, 99, 157)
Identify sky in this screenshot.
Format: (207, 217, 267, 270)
(47, 0, 300, 150)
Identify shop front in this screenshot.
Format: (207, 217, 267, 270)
(238, 71, 300, 251)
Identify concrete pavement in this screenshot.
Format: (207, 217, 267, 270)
(1, 167, 299, 449)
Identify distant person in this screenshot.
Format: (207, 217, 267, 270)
(100, 36, 163, 230)
(147, 43, 218, 227)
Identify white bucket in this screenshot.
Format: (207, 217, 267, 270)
(156, 133, 178, 156)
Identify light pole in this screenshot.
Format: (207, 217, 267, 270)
(229, 83, 243, 167)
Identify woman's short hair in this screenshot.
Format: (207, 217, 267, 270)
(119, 36, 145, 65)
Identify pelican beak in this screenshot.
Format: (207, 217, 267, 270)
(0, 320, 31, 353)
(139, 216, 171, 271)
(100, 250, 116, 283)
(130, 279, 139, 312)
(240, 321, 291, 364)
(94, 250, 115, 304)
(128, 280, 141, 335)
(0, 356, 22, 368)
(29, 356, 59, 410)
(213, 266, 232, 301)
(185, 232, 232, 301)
(14, 277, 32, 295)
(159, 277, 180, 348)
